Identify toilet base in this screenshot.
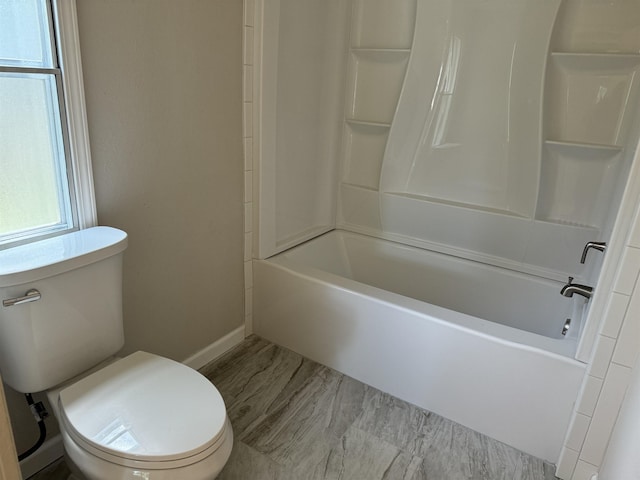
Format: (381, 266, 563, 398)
(63, 452, 86, 480)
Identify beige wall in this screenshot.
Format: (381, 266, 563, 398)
(77, 0, 245, 360)
(7, 388, 53, 460)
(11, 0, 244, 456)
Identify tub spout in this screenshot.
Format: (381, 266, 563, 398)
(560, 277, 593, 299)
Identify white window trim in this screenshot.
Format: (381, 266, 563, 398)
(52, 0, 97, 229)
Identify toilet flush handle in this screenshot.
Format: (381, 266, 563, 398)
(3, 289, 41, 307)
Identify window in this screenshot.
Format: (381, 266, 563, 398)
(0, 0, 95, 248)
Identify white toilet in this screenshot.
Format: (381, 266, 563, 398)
(0, 227, 233, 479)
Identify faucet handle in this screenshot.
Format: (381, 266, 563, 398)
(581, 241, 607, 264)
(568, 276, 574, 284)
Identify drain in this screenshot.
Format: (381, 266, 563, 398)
(562, 318, 571, 336)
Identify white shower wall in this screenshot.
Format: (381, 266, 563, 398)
(255, 0, 350, 255)
(255, 0, 640, 282)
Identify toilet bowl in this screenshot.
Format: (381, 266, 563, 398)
(51, 352, 233, 480)
(0, 227, 234, 479)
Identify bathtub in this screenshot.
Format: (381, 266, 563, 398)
(253, 230, 587, 464)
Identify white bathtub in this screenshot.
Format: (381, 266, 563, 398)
(253, 230, 587, 464)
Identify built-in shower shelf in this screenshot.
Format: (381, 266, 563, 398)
(386, 192, 530, 218)
(342, 182, 379, 192)
(544, 140, 623, 157)
(535, 217, 598, 230)
(352, 47, 411, 55)
(538, 140, 622, 230)
(550, 51, 640, 70)
(346, 119, 391, 129)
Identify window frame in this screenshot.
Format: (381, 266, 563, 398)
(53, 0, 96, 229)
(0, 0, 97, 249)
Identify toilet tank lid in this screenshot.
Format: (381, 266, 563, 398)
(0, 227, 127, 287)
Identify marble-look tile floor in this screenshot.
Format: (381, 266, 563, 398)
(29, 336, 559, 480)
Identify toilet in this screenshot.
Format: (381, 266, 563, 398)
(0, 227, 233, 479)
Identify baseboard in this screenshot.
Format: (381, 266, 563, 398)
(182, 325, 246, 370)
(19, 434, 64, 480)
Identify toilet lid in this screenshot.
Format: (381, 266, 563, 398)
(58, 351, 227, 463)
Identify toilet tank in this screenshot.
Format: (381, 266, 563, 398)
(0, 227, 128, 393)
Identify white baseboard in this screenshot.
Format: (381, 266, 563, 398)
(182, 325, 246, 370)
(19, 434, 64, 480)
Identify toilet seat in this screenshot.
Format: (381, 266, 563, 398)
(58, 351, 229, 469)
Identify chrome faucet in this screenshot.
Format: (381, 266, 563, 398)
(560, 277, 593, 299)
(581, 241, 607, 264)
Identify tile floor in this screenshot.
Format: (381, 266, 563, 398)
(29, 336, 559, 479)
